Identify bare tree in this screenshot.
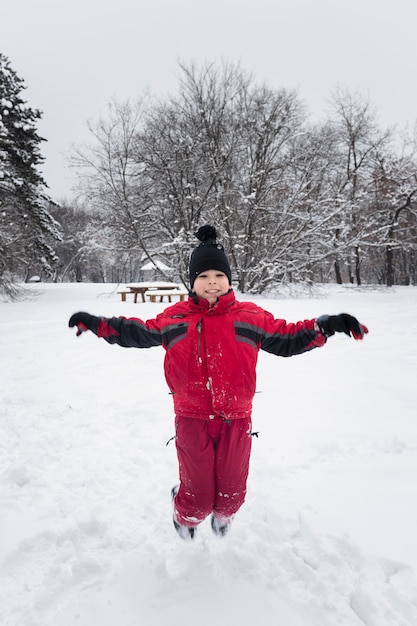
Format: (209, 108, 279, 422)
(69, 97, 168, 275)
(136, 61, 308, 291)
(327, 88, 391, 284)
(367, 127, 417, 285)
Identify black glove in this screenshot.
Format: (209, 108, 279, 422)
(68, 311, 100, 336)
(316, 313, 368, 340)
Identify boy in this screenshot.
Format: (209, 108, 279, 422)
(69, 225, 368, 540)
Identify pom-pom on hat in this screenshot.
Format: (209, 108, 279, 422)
(189, 225, 232, 289)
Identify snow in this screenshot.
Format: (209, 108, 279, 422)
(1, 282, 417, 626)
(140, 261, 172, 271)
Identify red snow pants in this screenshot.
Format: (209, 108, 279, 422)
(173, 415, 252, 526)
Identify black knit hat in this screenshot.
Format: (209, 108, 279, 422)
(189, 225, 232, 289)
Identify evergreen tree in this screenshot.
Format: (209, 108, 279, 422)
(0, 52, 61, 297)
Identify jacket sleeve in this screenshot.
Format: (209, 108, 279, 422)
(260, 311, 326, 357)
(96, 316, 163, 348)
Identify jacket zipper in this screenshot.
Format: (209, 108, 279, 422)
(197, 319, 203, 364)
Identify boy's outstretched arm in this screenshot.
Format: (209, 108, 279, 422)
(316, 313, 368, 340)
(259, 310, 368, 358)
(68, 311, 162, 348)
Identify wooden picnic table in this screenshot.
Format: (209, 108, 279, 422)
(118, 282, 183, 303)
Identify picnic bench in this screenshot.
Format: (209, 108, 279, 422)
(117, 290, 137, 302)
(144, 289, 189, 303)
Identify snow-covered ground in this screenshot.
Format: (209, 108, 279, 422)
(1, 282, 417, 626)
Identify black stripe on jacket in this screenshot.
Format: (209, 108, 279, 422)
(234, 322, 263, 349)
(104, 317, 163, 348)
(162, 323, 189, 349)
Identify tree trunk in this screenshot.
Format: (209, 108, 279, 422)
(386, 245, 394, 287)
(347, 259, 354, 284)
(354, 245, 361, 286)
(334, 259, 343, 284)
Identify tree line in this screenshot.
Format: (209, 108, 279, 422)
(1, 55, 417, 297)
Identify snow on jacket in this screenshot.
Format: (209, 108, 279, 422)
(96, 290, 326, 420)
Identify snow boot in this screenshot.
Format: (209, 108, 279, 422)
(171, 485, 197, 541)
(211, 513, 233, 537)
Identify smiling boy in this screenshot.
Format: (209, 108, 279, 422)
(193, 269, 230, 305)
(69, 225, 368, 540)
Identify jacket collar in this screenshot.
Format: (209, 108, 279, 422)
(188, 289, 236, 314)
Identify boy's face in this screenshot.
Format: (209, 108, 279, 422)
(193, 270, 230, 305)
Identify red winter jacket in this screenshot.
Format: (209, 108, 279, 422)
(97, 290, 326, 420)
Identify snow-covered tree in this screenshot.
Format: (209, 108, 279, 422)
(69, 97, 161, 270)
(134, 61, 310, 290)
(0, 53, 61, 297)
(325, 88, 392, 285)
(366, 129, 417, 286)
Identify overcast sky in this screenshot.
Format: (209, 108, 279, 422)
(2, 0, 417, 201)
